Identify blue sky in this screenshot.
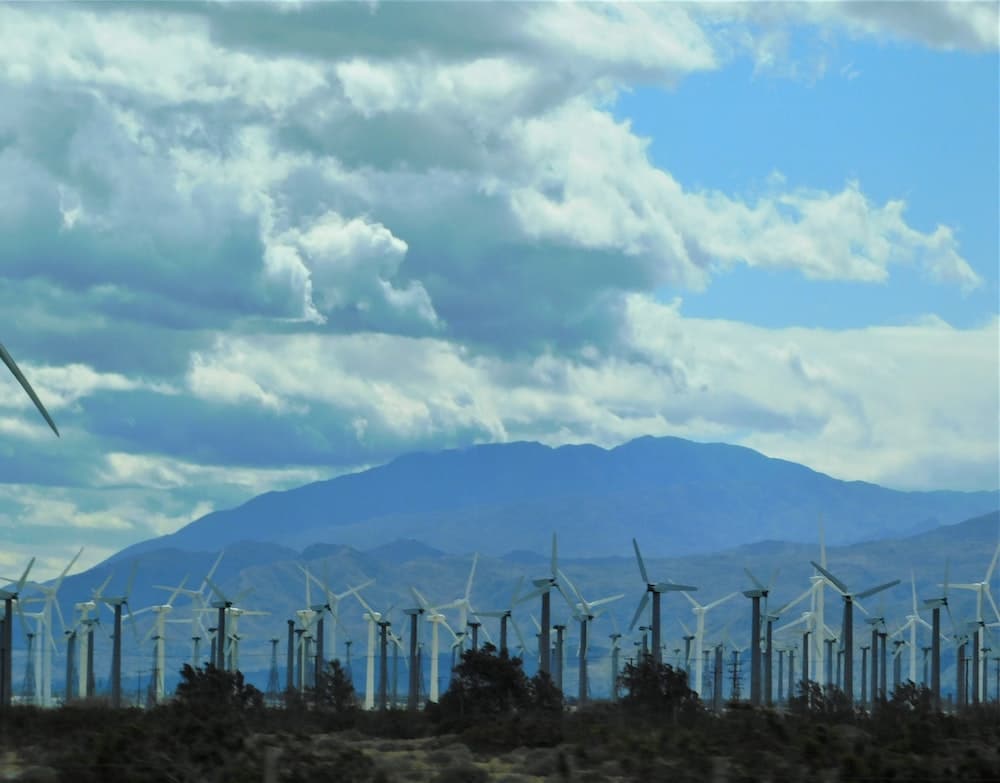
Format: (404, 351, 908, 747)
(0, 2, 997, 578)
(618, 40, 998, 329)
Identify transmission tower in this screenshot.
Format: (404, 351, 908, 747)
(266, 638, 280, 704)
(729, 649, 743, 701)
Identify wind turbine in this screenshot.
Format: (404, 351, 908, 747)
(351, 588, 390, 710)
(742, 567, 777, 707)
(1, 341, 59, 436)
(98, 561, 138, 708)
(890, 571, 934, 685)
(203, 576, 253, 672)
(136, 577, 189, 703)
(0, 557, 34, 708)
(20, 548, 82, 706)
(559, 568, 623, 706)
(809, 559, 899, 706)
(476, 577, 530, 658)
(684, 589, 736, 699)
(73, 572, 112, 700)
(515, 534, 572, 677)
(410, 585, 460, 704)
(950, 540, 1000, 702)
(630, 538, 697, 666)
(923, 560, 954, 710)
(302, 564, 372, 674)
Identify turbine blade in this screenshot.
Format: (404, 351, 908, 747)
(985, 541, 1000, 584)
(464, 553, 479, 602)
(125, 560, 138, 600)
(704, 592, 738, 611)
(0, 341, 59, 436)
(744, 568, 766, 591)
(203, 551, 225, 593)
(509, 615, 529, 656)
(550, 533, 558, 578)
(510, 575, 524, 607)
(985, 589, 1000, 626)
(15, 557, 37, 594)
(655, 582, 697, 593)
(629, 592, 649, 632)
(558, 569, 585, 608)
(910, 570, 919, 615)
(632, 538, 650, 585)
(586, 594, 625, 610)
(55, 548, 83, 590)
(856, 579, 900, 601)
(776, 585, 814, 617)
(810, 560, 848, 595)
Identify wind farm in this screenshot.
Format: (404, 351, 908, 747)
(2, 1, 998, 780)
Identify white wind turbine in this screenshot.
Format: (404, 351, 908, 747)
(892, 571, 934, 685)
(439, 553, 489, 649)
(410, 585, 460, 704)
(477, 578, 530, 657)
(20, 548, 83, 706)
(303, 565, 373, 670)
(684, 590, 738, 699)
(629, 538, 697, 667)
(136, 577, 189, 703)
(161, 551, 225, 667)
(950, 540, 1000, 702)
(74, 572, 112, 699)
(559, 568, 623, 706)
(809, 559, 899, 703)
(351, 588, 385, 710)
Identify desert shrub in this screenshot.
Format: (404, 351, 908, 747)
(174, 663, 264, 715)
(311, 659, 358, 711)
(617, 657, 701, 723)
(438, 644, 539, 722)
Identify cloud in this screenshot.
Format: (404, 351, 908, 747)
(0, 1, 994, 570)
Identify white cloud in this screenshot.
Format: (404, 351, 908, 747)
(504, 103, 980, 291)
(0, 1, 994, 574)
(181, 307, 998, 492)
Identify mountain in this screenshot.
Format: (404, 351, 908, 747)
(112, 436, 998, 561)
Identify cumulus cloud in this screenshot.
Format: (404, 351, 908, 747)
(0, 1, 994, 572)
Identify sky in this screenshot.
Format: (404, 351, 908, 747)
(1, 1, 997, 580)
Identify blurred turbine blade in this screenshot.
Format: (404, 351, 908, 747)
(0, 341, 59, 436)
(632, 538, 650, 585)
(629, 592, 649, 632)
(856, 579, 900, 601)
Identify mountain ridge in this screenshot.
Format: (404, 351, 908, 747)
(109, 435, 998, 563)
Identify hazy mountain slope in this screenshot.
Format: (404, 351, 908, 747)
(111, 436, 998, 561)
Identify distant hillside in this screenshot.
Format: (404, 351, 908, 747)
(111, 436, 998, 561)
